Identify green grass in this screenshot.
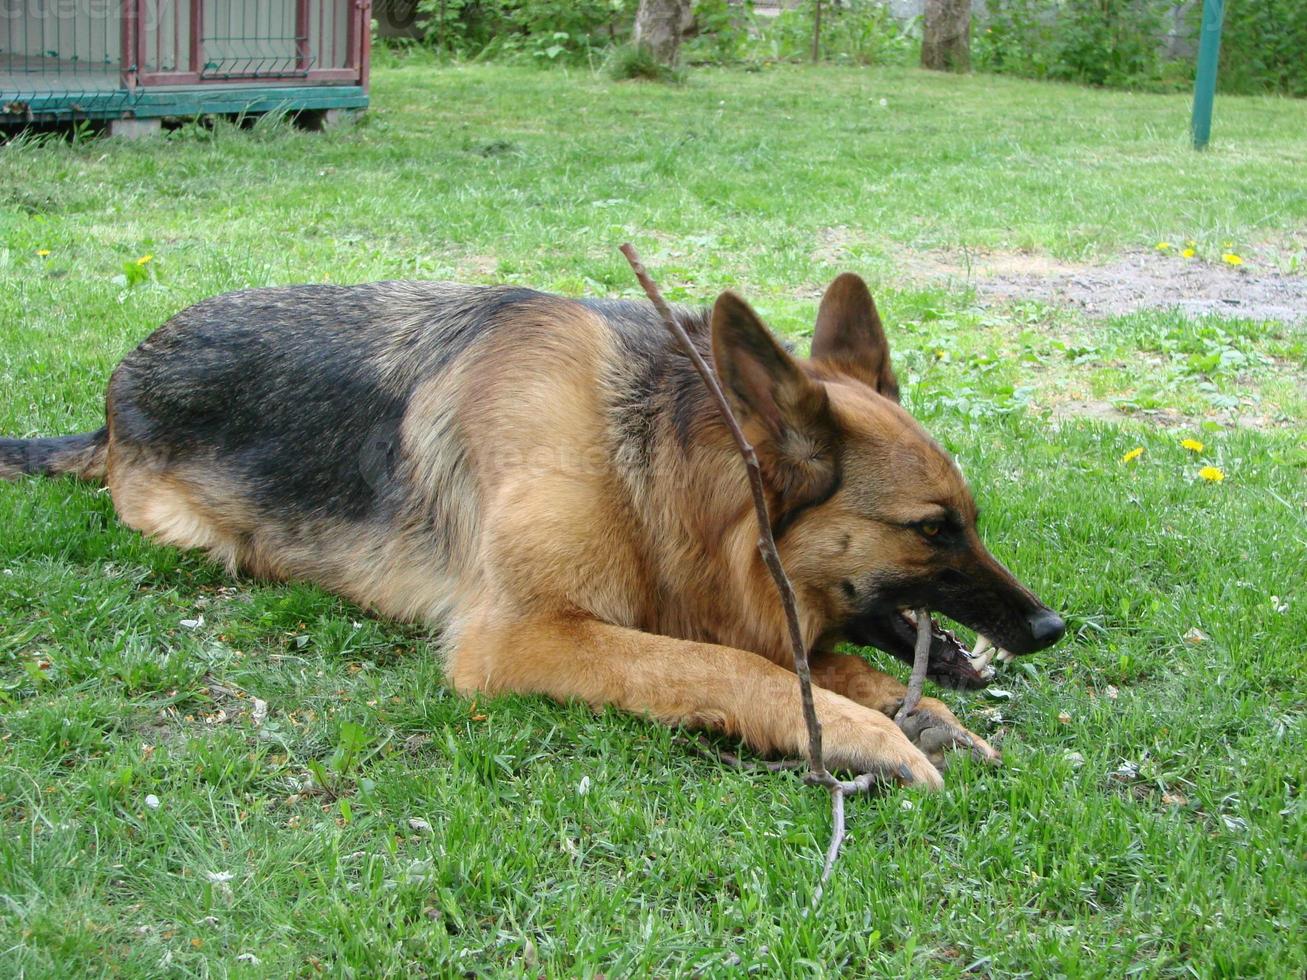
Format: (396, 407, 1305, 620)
(1, 61, 1305, 976)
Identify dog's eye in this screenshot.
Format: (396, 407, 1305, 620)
(919, 523, 941, 538)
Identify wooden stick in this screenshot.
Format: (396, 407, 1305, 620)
(620, 244, 897, 905)
(619, 243, 827, 779)
(812, 780, 844, 907)
(897, 606, 932, 722)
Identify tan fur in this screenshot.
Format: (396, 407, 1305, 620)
(430, 300, 990, 784)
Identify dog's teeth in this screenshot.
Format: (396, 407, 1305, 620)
(978, 663, 997, 681)
(997, 649, 1016, 663)
(969, 635, 996, 669)
(901, 609, 917, 625)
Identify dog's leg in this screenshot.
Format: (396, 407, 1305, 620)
(450, 615, 943, 789)
(809, 652, 1000, 769)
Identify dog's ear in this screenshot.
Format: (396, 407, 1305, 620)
(711, 290, 839, 508)
(810, 272, 900, 402)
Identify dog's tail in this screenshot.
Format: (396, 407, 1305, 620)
(0, 428, 109, 482)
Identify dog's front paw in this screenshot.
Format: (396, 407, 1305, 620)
(896, 696, 1000, 770)
(817, 703, 945, 791)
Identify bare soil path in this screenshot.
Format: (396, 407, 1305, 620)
(903, 248, 1307, 324)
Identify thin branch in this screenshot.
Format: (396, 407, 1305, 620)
(620, 243, 827, 780)
(898, 607, 932, 722)
(620, 245, 906, 908)
(812, 783, 844, 907)
(811, 0, 823, 64)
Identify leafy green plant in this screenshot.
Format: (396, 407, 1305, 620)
(754, 0, 911, 65)
(819, 0, 914, 66)
(606, 42, 685, 81)
(684, 0, 754, 63)
(977, 0, 1307, 95)
(976, 0, 1173, 88)
(307, 720, 380, 797)
(408, 0, 911, 68)
(417, 0, 634, 61)
(415, 0, 496, 56)
(1057, 0, 1170, 87)
(1198, 0, 1307, 96)
(112, 254, 154, 288)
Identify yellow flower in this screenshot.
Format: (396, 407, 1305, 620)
(1222, 253, 1242, 266)
(1122, 446, 1144, 463)
(1198, 466, 1225, 482)
(1180, 438, 1204, 452)
(36, 249, 51, 257)
(1155, 241, 1171, 251)
(136, 254, 153, 265)
(1181, 248, 1196, 259)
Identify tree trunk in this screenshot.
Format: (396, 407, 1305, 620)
(634, 0, 694, 66)
(921, 0, 971, 73)
(811, 1, 822, 63)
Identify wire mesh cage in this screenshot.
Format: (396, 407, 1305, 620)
(2, 1, 370, 125)
(0, 3, 122, 90)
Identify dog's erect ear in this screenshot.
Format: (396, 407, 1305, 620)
(711, 290, 839, 508)
(811, 272, 900, 402)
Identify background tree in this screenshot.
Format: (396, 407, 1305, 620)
(921, 0, 971, 72)
(634, 0, 694, 65)
(812, 0, 823, 63)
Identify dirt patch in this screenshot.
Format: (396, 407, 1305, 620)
(1048, 398, 1129, 424)
(1045, 398, 1207, 429)
(902, 248, 1307, 324)
(455, 254, 500, 278)
(812, 225, 863, 268)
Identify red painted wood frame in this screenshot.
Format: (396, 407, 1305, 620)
(129, 0, 371, 88)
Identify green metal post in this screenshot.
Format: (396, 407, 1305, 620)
(1191, 0, 1226, 150)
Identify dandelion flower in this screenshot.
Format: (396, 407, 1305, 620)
(1198, 465, 1225, 482)
(1122, 446, 1144, 464)
(1181, 248, 1196, 259)
(1180, 438, 1204, 452)
(1222, 253, 1243, 266)
(136, 254, 153, 265)
(36, 249, 51, 257)
(1156, 242, 1172, 251)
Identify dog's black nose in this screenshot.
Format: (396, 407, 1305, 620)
(1027, 609, 1066, 646)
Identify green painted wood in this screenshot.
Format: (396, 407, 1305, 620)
(1, 84, 367, 123)
(1191, 0, 1225, 150)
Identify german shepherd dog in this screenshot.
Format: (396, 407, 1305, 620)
(1, 273, 1064, 788)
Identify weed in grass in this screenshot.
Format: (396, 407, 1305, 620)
(606, 43, 686, 83)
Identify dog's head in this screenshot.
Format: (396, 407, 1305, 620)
(711, 273, 1064, 678)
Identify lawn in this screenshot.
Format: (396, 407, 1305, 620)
(1, 59, 1305, 976)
